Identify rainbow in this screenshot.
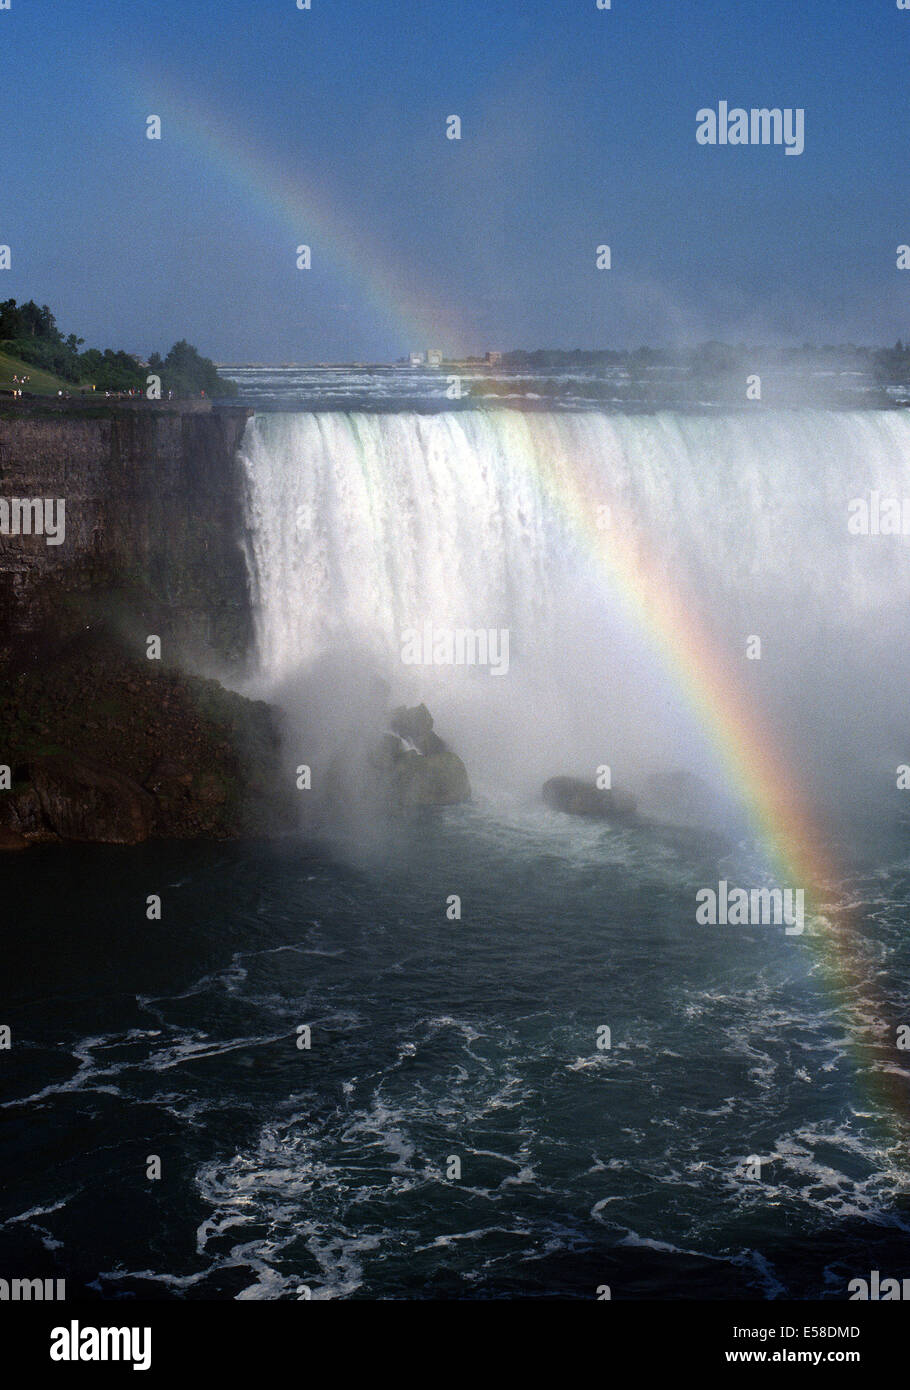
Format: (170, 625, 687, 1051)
(125, 70, 908, 1159)
(119, 71, 469, 357)
(498, 411, 910, 1159)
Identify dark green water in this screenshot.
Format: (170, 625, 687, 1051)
(2, 800, 909, 1299)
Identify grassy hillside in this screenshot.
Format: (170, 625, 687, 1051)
(0, 349, 86, 396)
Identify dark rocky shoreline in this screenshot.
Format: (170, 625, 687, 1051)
(0, 623, 296, 848)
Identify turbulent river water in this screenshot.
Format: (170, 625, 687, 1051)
(4, 398, 910, 1299)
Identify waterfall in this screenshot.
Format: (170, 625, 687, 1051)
(239, 409, 910, 810)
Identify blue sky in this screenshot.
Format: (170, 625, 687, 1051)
(1, 0, 908, 361)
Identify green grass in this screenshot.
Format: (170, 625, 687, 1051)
(0, 348, 87, 396)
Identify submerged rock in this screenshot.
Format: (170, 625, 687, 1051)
(542, 775, 637, 821)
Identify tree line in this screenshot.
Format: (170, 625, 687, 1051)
(0, 300, 237, 396)
(499, 342, 910, 383)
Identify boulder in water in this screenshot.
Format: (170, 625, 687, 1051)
(389, 702, 448, 755)
(392, 746, 470, 808)
(542, 775, 637, 822)
(325, 704, 471, 815)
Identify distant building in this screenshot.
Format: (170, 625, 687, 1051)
(485, 351, 502, 366)
(426, 349, 443, 368)
(409, 352, 425, 367)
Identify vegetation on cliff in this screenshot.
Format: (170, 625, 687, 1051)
(0, 347, 74, 397)
(0, 299, 237, 397)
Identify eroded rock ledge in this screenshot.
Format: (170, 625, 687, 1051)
(0, 624, 295, 847)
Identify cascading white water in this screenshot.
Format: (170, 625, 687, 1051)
(239, 409, 910, 811)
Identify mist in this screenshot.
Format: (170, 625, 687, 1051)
(238, 407, 910, 847)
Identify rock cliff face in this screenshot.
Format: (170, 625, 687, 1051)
(0, 624, 296, 846)
(0, 402, 253, 670)
(0, 403, 295, 848)
(0, 405, 475, 847)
